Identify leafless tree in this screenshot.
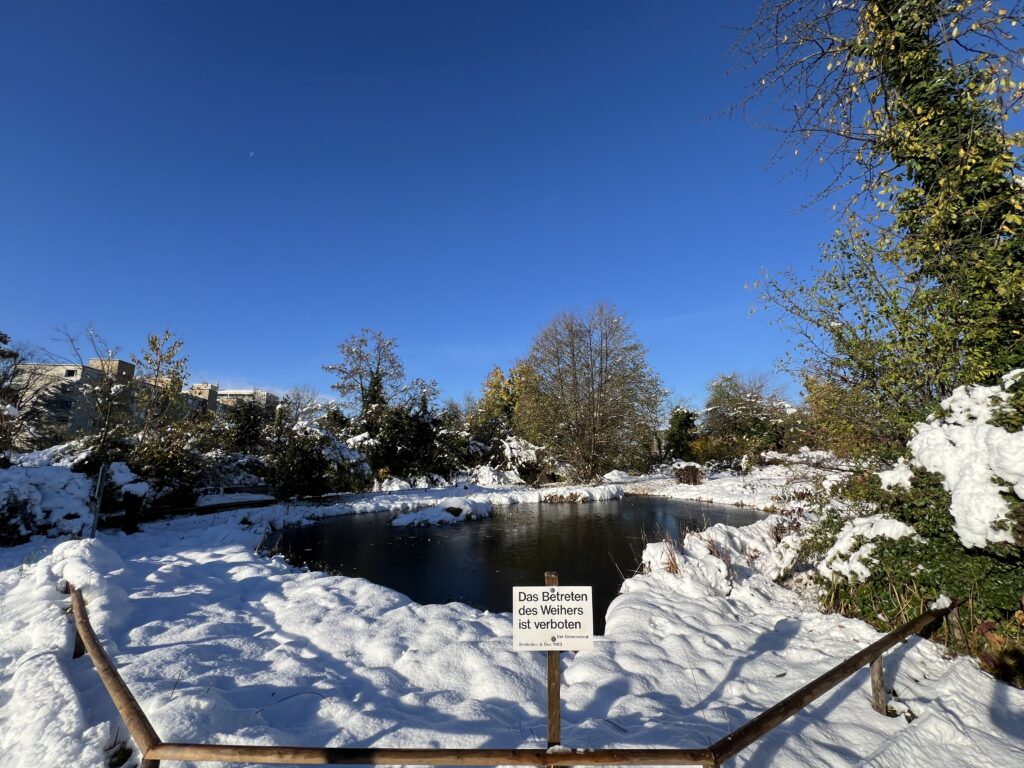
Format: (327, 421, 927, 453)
(323, 329, 406, 417)
(514, 304, 665, 479)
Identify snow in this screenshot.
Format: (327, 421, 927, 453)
(878, 458, 913, 490)
(12, 442, 91, 469)
(468, 465, 525, 487)
(1, 463, 1022, 766)
(0, 465, 93, 541)
(195, 491, 275, 507)
(819, 515, 918, 580)
(930, 594, 952, 610)
(626, 458, 846, 512)
(907, 370, 1024, 548)
(391, 497, 491, 526)
(106, 461, 138, 488)
(374, 477, 412, 492)
(120, 481, 151, 498)
(602, 469, 633, 483)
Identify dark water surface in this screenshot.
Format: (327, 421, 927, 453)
(268, 495, 764, 634)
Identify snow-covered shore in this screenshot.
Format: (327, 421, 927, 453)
(618, 451, 848, 513)
(2, 472, 1022, 767)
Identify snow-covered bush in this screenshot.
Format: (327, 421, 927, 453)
(802, 372, 1024, 682)
(0, 465, 92, 543)
(265, 397, 370, 498)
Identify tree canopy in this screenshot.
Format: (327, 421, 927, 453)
(513, 304, 664, 479)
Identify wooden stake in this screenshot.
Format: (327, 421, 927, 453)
(545, 571, 561, 748)
(869, 656, 891, 716)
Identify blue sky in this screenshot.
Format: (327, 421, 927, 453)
(2, 1, 836, 406)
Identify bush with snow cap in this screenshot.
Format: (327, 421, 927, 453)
(907, 369, 1024, 548)
(0, 465, 93, 544)
(804, 372, 1024, 662)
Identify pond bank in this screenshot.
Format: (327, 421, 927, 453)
(2, 483, 1020, 768)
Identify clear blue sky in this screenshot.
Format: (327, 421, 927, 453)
(2, 0, 836, 406)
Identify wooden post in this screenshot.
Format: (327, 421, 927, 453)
(869, 656, 891, 716)
(88, 463, 107, 539)
(545, 571, 561, 748)
(946, 605, 967, 645)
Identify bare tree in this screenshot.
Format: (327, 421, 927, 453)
(323, 329, 406, 417)
(0, 332, 61, 456)
(514, 304, 665, 479)
(60, 327, 135, 461)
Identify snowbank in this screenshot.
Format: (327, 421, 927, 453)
(627, 457, 846, 511)
(602, 469, 633, 483)
(906, 370, 1024, 548)
(391, 497, 491, 526)
(0, 489, 1021, 767)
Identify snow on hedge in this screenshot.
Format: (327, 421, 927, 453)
(468, 465, 525, 487)
(877, 458, 913, 490)
(0, 466, 93, 541)
(818, 515, 918, 580)
(907, 369, 1024, 548)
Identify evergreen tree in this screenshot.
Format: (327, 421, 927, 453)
(663, 406, 698, 461)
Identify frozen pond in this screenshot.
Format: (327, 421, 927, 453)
(267, 495, 764, 634)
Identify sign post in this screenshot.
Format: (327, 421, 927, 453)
(512, 572, 594, 749)
(545, 572, 560, 747)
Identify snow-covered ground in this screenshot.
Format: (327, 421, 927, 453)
(2, 472, 1022, 767)
(618, 451, 847, 513)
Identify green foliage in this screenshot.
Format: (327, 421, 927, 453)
(692, 373, 800, 464)
(800, 375, 905, 460)
(223, 399, 272, 453)
(991, 373, 1024, 433)
(811, 470, 1024, 671)
(132, 330, 189, 445)
(663, 407, 698, 461)
(751, 0, 1024, 456)
(467, 366, 516, 445)
(360, 399, 464, 480)
(267, 434, 331, 498)
(126, 420, 208, 509)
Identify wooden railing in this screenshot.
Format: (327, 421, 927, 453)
(63, 581, 958, 767)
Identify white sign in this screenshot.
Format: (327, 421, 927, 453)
(512, 586, 594, 651)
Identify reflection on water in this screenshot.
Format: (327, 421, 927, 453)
(267, 495, 764, 634)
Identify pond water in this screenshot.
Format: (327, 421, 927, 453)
(267, 495, 764, 634)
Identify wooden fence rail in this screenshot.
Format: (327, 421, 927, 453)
(63, 581, 958, 767)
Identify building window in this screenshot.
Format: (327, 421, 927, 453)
(64, 369, 77, 378)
